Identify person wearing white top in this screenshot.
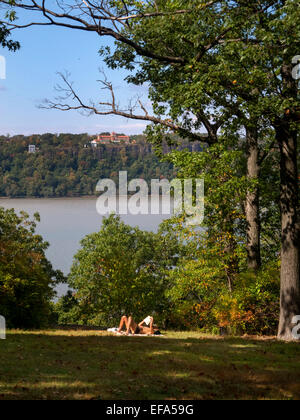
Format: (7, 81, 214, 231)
(117, 315, 159, 335)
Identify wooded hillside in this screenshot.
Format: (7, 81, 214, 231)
(0, 133, 201, 197)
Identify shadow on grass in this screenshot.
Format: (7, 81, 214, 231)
(0, 331, 299, 400)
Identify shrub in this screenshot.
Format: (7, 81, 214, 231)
(213, 262, 280, 335)
(0, 207, 64, 328)
(167, 258, 280, 335)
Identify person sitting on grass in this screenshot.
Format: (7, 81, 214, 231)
(118, 315, 160, 335)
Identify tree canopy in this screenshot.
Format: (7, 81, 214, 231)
(0, 207, 64, 328)
(66, 214, 181, 326)
(0, 23, 19, 51)
(0, 133, 178, 198)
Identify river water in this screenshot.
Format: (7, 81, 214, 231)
(0, 197, 172, 297)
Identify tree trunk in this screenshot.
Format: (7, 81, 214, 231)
(276, 121, 300, 341)
(245, 126, 261, 271)
(224, 225, 239, 293)
(276, 63, 300, 341)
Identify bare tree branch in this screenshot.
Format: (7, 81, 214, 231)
(42, 72, 207, 142)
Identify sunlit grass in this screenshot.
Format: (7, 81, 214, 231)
(0, 329, 299, 400)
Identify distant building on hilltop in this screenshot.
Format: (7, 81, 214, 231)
(91, 132, 130, 147)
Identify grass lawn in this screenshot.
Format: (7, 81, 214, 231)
(0, 329, 299, 400)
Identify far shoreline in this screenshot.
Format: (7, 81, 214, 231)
(0, 195, 98, 200)
(0, 193, 172, 200)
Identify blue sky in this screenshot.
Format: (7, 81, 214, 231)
(0, 11, 149, 136)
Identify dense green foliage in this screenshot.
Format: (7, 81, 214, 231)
(57, 214, 180, 326)
(0, 207, 64, 328)
(165, 226, 280, 334)
(0, 133, 178, 197)
(0, 23, 19, 51)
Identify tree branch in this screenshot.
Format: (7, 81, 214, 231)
(42, 72, 207, 143)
